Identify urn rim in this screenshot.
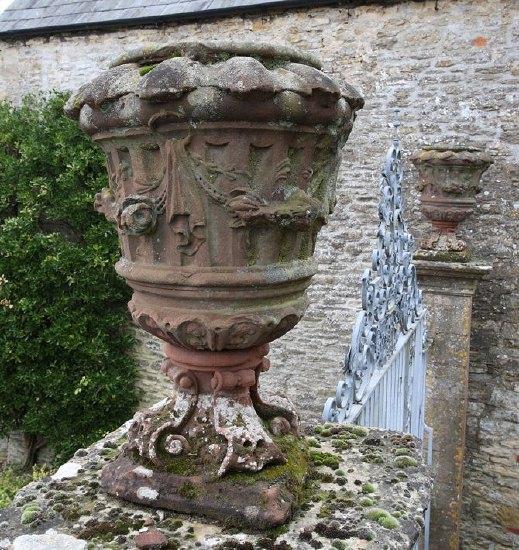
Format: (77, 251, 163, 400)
(109, 39, 322, 70)
(410, 144, 493, 167)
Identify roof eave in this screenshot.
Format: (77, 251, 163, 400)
(0, 0, 411, 39)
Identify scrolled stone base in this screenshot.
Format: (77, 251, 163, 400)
(416, 230, 470, 262)
(100, 453, 300, 529)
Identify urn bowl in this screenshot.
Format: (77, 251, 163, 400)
(66, 40, 363, 350)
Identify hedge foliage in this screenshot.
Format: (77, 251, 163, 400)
(0, 93, 137, 463)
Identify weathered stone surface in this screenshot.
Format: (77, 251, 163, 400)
(134, 528, 167, 549)
(411, 145, 493, 261)
(64, 39, 363, 525)
(417, 258, 491, 550)
(0, 419, 431, 549)
(51, 462, 82, 481)
(0, 1, 517, 547)
(11, 529, 87, 550)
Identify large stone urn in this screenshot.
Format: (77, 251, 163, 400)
(411, 145, 492, 261)
(66, 40, 363, 528)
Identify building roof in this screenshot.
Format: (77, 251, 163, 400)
(0, 0, 406, 37)
(0, 0, 329, 36)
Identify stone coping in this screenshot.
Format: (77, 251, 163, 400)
(0, 418, 431, 549)
(415, 258, 492, 279)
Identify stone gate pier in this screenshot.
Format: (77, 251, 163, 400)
(412, 146, 493, 550)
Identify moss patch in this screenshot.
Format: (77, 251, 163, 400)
(226, 435, 308, 496)
(308, 450, 341, 470)
(139, 64, 157, 76)
(178, 482, 200, 500)
(366, 507, 401, 530)
(394, 447, 412, 456)
(361, 482, 376, 494)
(394, 456, 418, 468)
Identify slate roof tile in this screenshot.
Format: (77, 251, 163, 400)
(0, 0, 302, 35)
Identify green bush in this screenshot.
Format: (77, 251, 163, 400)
(0, 464, 52, 509)
(0, 93, 137, 464)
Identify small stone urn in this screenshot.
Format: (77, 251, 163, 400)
(65, 40, 363, 527)
(411, 145, 492, 261)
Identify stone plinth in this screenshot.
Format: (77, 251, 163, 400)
(415, 258, 490, 550)
(0, 415, 431, 549)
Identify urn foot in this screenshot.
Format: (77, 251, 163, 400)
(416, 230, 470, 262)
(100, 344, 305, 527)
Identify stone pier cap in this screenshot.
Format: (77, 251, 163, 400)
(64, 39, 364, 136)
(0, 416, 431, 550)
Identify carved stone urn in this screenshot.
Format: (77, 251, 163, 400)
(411, 145, 492, 261)
(65, 40, 363, 527)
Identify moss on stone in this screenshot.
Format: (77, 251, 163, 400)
(226, 434, 308, 506)
(22, 502, 40, 512)
(178, 482, 200, 500)
(317, 503, 332, 518)
(359, 497, 374, 507)
(20, 508, 40, 524)
(394, 456, 418, 468)
(363, 453, 384, 464)
(394, 447, 412, 456)
(366, 507, 400, 530)
(308, 450, 341, 470)
(308, 470, 334, 483)
(351, 426, 369, 437)
(332, 439, 352, 452)
(378, 515, 400, 529)
(78, 517, 136, 541)
(61, 503, 82, 521)
(139, 64, 158, 76)
(100, 446, 120, 459)
(367, 507, 390, 521)
(138, 448, 198, 477)
(361, 482, 376, 494)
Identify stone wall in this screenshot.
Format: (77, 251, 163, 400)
(0, 0, 517, 547)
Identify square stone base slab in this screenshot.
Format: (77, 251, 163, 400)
(100, 454, 296, 529)
(0, 419, 432, 549)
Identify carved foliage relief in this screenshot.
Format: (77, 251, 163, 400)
(95, 129, 337, 267)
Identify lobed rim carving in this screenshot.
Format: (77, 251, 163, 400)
(109, 39, 323, 69)
(64, 39, 363, 135)
(410, 146, 493, 167)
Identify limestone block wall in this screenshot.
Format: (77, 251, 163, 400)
(0, 1, 517, 547)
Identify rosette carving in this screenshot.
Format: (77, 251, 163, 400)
(118, 196, 158, 235)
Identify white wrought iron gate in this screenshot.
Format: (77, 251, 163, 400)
(323, 136, 431, 549)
